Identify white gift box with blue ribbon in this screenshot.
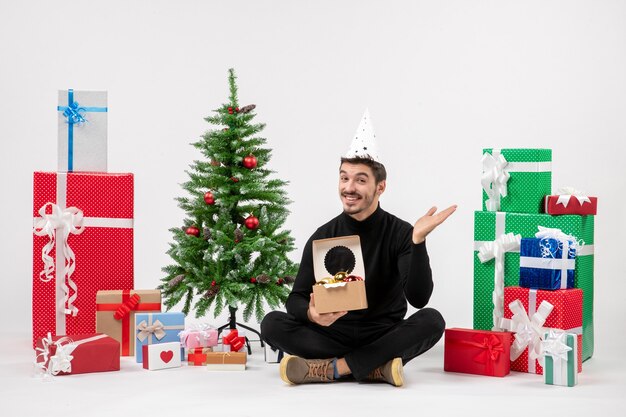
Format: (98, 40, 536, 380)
(57, 89, 108, 172)
(519, 227, 578, 290)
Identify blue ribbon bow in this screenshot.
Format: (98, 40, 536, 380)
(61, 101, 87, 125)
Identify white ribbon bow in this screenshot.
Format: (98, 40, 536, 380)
(33, 202, 85, 316)
(136, 319, 166, 342)
(535, 226, 580, 252)
(501, 299, 553, 364)
(178, 323, 216, 346)
(541, 330, 572, 363)
(535, 227, 580, 286)
(35, 333, 77, 376)
(478, 232, 521, 330)
(555, 187, 592, 208)
(481, 151, 510, 211)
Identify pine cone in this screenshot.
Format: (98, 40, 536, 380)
(256, 274, 270, 284)
(240, 104, 256, 113)
(283, 276, 296, 284)
(203, 227, 212, 240)
(169, 274, 185, 287)
(234, 228, 244, 243)
(203, 286, 219, 299)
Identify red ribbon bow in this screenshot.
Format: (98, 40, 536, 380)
(223, 330, 245, 352)
(451, 333, 504, 375)
(188, 347, 209, 366)
(113, 293, 141, 320)
(470, 334, 504, 365)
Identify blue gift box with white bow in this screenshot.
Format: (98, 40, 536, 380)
(519, 237, 576, 290)
(135, 312, 185, 363)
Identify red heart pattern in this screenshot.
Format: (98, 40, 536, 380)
(160, 350, 174, 363)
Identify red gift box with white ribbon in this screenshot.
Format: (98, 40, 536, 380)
(501, 286, 583, 375)
(35, 333, 120, 376)
(32, 172, 134, 347)
(544, 188, 597, 215)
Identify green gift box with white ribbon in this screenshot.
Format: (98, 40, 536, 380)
(482, 148, 552, 213)
(543, 331, 578, 387)
(473, 210, 594, 361)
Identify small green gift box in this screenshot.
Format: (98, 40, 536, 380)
(473, 210, 594, 361)
(543, 331, 578, 387)
(481, 148, 552, 213)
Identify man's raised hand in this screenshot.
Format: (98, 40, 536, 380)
(412, 205, 457, 244)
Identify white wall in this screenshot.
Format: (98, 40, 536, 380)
(2, 0, 625, 355)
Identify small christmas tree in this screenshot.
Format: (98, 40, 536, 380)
(160, 68, 298, 323)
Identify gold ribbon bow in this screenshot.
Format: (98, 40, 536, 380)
(136, 319, 166, 342)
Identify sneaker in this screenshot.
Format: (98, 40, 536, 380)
(279, 355, 335, 384)
(366, 357, 404, 387)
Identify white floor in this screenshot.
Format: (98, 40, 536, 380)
(2, 331, 625, 417)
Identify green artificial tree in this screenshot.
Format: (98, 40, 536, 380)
(160, 68, 298, 327)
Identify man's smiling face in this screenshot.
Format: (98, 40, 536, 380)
(338, 162, 386, 221)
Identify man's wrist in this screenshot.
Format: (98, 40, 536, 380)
(412, 235, 425, 244)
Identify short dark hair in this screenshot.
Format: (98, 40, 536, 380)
(340, 157, 387, 184)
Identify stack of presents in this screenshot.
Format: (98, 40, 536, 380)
(32, 89, 264, 377)
(444, 148, 597, 387)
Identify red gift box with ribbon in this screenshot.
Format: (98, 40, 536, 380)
(444, 328, 512, 377)
(544, 188, 597, 215)
(32, 172, 134, 348)
(187, 347, 214, 366)
(501, 286, 583, 374)
(96, 289, 162, 356)
(35, 333, 120, 376)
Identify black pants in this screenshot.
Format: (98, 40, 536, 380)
(260, 308, 445, 381)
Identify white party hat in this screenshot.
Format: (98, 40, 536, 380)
(345, 108, 380, 162)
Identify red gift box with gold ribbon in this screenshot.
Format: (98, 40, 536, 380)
(32, 172, 134, 348)
(96, 289, 161, 356)
(444, 328, 512, 377)
(501, 286, 583, 374)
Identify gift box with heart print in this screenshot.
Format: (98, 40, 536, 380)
(142, 341, 181, 370)
(135, 312, 185, 362)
